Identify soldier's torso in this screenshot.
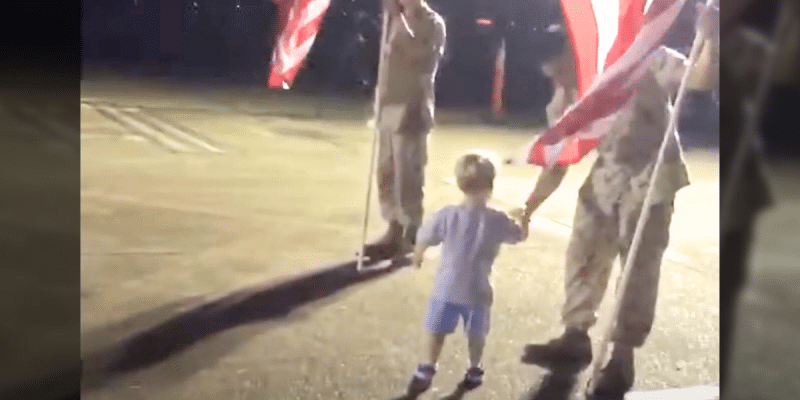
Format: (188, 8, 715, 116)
(378, 6, 445, 133)
(379, 6, 443, 105)
(582, 74, 690, 213)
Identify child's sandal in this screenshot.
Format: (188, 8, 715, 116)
(408, 364, 436, 393)
(462, 366, 485, 390)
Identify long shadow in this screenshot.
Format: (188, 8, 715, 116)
(81, 256, 408, 390)
(389, 381, 471, 400)
(519, 363, 583, 400)
(440, 382, 470, 400)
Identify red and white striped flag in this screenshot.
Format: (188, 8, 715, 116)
(491, 38, 507, 120)
(268, 0, 331, 89)
(527, 0, 688, 167)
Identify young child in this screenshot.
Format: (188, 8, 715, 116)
(408, 152, 528, 393)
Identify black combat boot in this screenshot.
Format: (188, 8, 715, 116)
(521, 327, 593, 369)
(587, 343, 635, 400)
(360, 220, 404, 261)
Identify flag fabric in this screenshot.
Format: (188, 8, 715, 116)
(527, 0, 688, 167)
(268, 0, 332, 89)
(491, 38, 507, 120)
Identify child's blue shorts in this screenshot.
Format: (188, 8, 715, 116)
(424, 297, 491, 338)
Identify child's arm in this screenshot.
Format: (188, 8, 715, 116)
(498, 209, 528, 245)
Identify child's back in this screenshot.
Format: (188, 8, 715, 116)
(419, 203, 524, 307)
(406, 151, 527, 394)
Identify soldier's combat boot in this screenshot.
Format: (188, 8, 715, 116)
(521, 327, 593, 369)
(360, 220, 404, 261)
(588, 344, 634, 400)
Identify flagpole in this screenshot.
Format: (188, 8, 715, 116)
(357, 6, 391, 272)
(583, 0, 717, 396)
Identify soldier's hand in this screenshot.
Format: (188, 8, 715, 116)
(508, 207, 524, 221)
(411, 246, 425, 268)
(521, 204, 536, 223)
(508, 207, 530, 240)
(521, 220, 530, 240)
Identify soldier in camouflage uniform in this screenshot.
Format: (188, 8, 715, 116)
(519, 5, 720, 397)
(360, 0, 446, 261)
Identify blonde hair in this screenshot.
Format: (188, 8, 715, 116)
(455, 151, 498, 194)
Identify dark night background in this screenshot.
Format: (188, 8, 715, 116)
(80, 0, 713, 130)
(79, 0, 562, 115)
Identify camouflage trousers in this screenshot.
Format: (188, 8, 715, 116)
(562, 186, 674, 347)
(376, 105, 429, 227)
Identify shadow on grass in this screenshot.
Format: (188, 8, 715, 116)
(81, 256, 409, 392)
(439, 382, 471, 400)
(389, 381, 471, 400)
(518, 363, 584, 400)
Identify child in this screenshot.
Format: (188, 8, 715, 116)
(408, 152, 528, 393)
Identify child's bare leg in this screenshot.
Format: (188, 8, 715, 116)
(467, 334, 486, 368)
(428, 332, 447, 365)
(461, 307, 489, 390)
(409, 332, 447, 393)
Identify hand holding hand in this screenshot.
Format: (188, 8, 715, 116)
(521, 219, 530, 240)
(508, 207, 524, 221)
(412, 253, 424, 269)
(509, 207, 531, 240)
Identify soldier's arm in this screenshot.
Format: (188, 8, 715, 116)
(687, 4, 720, 91)
(686, 37, 720, 91)
(522, 165, 569, 222)
(542, 45, 578, 124)
(523, 55, 575, 222)
(392, 14, 445, 62)
(546, 85, 576, 125)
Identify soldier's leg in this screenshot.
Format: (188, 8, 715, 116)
(592, 200, 673, 396)
(561, 197, 621, 331)
(521, 191, 619, 368)
(362, 116, 404, 258)
(613, 200, 673, 347)
(377, 126, 398, 222)
(394, 131, 428, 244)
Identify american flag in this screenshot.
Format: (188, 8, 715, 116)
(268, 0, 332, 89)
(527, 0, 689, 167)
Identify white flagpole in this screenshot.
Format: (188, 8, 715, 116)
(583, 0, 716, 396)
(356, 7, 391, 272)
